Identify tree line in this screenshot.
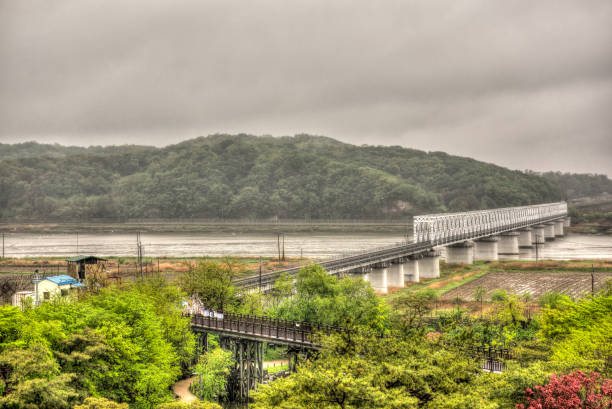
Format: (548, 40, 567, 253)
(3, 134, 601, 221)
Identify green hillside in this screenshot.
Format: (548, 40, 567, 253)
(0, 134, 574, 221)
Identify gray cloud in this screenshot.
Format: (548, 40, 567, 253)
(1, 0, 611, 175)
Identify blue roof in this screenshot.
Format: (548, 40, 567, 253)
(42, 275, 85, 287)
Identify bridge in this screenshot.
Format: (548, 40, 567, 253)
(187, 311, 513, 400)
(234, 202, 569, 293)
(187, 311, 345, 401)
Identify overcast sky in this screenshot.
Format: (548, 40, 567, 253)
(1, 1, 611, 176)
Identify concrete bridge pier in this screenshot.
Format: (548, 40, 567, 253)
(364, 266, 388, 294)
(498, 232, 520, 255)
(532, 226, 546, 245)
(544, 223, 556, 241)
(518, 228, 533, 248)
(554, 220, 564, 237)
(474, 237, 499, 261)
(418, 250, 440, 279)
(404, 256, 420, 283)
(564, 217, 571, 227)
(445, 241, 474, 264)
(387, 263, 404, 289)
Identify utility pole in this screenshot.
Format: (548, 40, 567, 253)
(136, 232, 143, 279)
(591, 264, 595, 295)
(2, 233, 4, 259)
(76, 232, 79, 255)
(259, 256, 262, 292)
(282, 233, 285, 261)
(277, 233, 281, 262)
(535, 235, 539, 262)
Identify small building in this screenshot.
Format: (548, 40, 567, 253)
(66, 255, 108, 281)
(36, 275, 86, 302)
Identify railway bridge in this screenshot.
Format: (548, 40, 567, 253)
(234, 202, 569, 293)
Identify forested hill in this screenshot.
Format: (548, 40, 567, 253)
(0, 133, 601, 221)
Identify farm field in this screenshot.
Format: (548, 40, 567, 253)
(442, 271, 612, 300)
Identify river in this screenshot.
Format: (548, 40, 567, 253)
(1, 232, 611, 260)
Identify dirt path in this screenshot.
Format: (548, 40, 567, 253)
(264, 359, 289, 368)
(172, 377, 198, 403)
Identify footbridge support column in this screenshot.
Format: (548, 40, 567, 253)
(564, 217, 571, 227)
(474, 236, 499, 261)
(446, 241, 474, 264)
(518, 228, 533, 248)
(404, 256, 420, 283)
(418, 250, 440, 279)
(544, 223, 556, 241)
(220, 336, 264, 402)
(498, 232, 520, 255)
(554, 220, 565, 237)
(364, 265, 388, 294)
(532, 226, 546, 245)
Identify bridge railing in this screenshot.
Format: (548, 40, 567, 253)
(187, 311, 347, 344)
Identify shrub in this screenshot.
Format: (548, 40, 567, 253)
(516, 370, 612, 409)
(491, 289, 509, 302)
(538, 292, 571, 309)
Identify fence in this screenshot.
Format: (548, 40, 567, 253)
(187, 311, 347, 346)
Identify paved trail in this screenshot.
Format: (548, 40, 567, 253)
(172, 377, 198, 403)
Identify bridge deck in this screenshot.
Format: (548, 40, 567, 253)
(188, 312, 344, 348)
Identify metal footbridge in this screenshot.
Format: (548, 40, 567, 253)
(187, 311, 344, 348)
(233, 202, 568, 289)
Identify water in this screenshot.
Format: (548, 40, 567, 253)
(1, 232, 611, 260)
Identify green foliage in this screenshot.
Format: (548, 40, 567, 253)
(74, 397, 129, 409)
(539, 171, 612, 200)
(391, 289, 439, 331)
(0, 135, 569, 221)
(540, 294, 612, 372)
(0, 279, 195, 408)
(192, 348, 234, 402)
(181, 260, 236, 311)
(252, 333, 479, 409)
(269, 264, 390, 333)
(538, 292, 571, 309)
(473, 286, 486, 303)
(155, 402, 221, 409)
(490, 289, 508, 302)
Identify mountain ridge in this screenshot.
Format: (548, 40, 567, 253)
(0, 134, 609, 221)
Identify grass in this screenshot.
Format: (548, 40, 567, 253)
(266, 364, 290, 374)
(487, 259, 612, 273)
(0, 256, 309, 280)
(387, 261, 495, 301)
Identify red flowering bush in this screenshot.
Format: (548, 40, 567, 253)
(426, 331, 441, 342)
(516, 370, 612, 409)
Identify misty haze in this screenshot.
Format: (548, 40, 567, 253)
(0, 2, 611, 409)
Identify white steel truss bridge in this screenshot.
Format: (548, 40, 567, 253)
(413, 202, 568, 246)
(234, 202, 568, 290)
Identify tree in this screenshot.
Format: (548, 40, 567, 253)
(269, 264, 389, 333)
(474, 286, 486, 317)
(516, 371, 612, 409)
(192, 348, 234, 402)
(252, 333, 478, 409)
(391, 289, 438, 330)
(268, 273, 294, 308)
(155, 402, 221, 409)
(0, 343, 79, 408)
(181, 260, 236, 311)
(74, 397, 129, 409)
